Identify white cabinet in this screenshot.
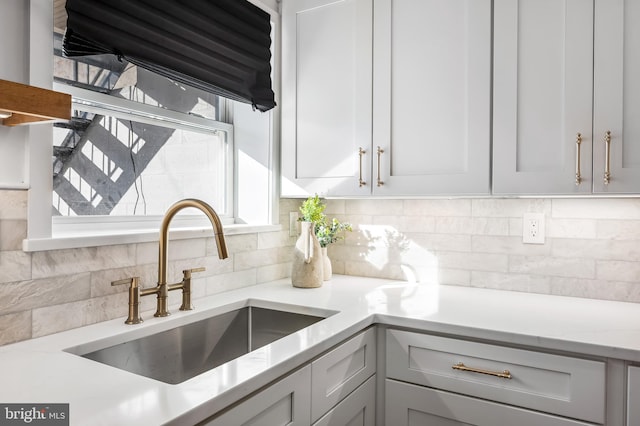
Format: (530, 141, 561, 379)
(493, 0, 640, 195)
(386, 329, 606, 425)
(592, 0, 640, 193)
(492, 0, 594, 195)
(628, 366, 640, 426)
(313, 375, 375, 426)
(204, 365, 311, 426)
(281, 0, 373, 197)
(372, 0, 491, 196)
(282, 0, 491, 197)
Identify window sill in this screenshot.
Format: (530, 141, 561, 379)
(22, 223, 281, 252)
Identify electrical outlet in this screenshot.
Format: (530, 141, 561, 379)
(523, 213, 545, 244)
(289, 212, 299, 237)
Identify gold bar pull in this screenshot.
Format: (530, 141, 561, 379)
(376, 146, 384, 187)
(575, 133, 582, 185)
(604, 131, 612, 185)
(358, 147, 366, 187)
(452, 362, 512, 379)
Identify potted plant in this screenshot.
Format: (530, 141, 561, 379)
(292, 195, 325, 288)
(297, 195, 352, 281)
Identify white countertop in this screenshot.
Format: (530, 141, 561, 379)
(2, 275, 640, 425)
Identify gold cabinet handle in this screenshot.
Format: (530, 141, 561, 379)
(452, 362, 512, 379)
(604, 131, 612, 185)
(358, 147, 366, 187)
(376, 146, 384, 187)
(575, 133, 582, 185)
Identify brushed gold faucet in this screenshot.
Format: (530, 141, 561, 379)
(112, 199, 228, 323)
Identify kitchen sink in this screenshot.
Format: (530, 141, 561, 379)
(68, 304, 330, 384)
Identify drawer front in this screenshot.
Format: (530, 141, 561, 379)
(386, 330, 605, 424)
(313, 375, 376, 426)
(386, 379, 596, 426)
(204, 365, 311, 426)
(311, 327, 376, 422)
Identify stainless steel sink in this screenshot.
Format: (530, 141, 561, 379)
(73, 306, 327, 384)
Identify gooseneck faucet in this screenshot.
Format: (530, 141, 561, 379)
(142, 198, 228, 317)
(112, 199, 228, 324)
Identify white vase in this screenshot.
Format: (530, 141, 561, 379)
(291, 221, 323, 288)
(321, 247, 332, 281)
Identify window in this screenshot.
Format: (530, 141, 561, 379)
(53, 8, 232, 220)
(22, 0, 279, 251)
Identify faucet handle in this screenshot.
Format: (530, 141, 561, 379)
(178, 267, 205, 312)
(183, 267, 206, 278)
(111, 277, 143, 325)
(112, 277, 140, 288)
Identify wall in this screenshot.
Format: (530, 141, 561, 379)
(316, 197, 640, 302)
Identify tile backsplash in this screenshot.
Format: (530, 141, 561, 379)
(1, 192, 640, 345)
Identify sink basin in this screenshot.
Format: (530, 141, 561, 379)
(70, 305, 328, 384)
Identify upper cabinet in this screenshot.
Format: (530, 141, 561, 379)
(372, 0, 491, 196)
(283, 0, 640, 197)
(281, 0, 491, 197)
(281, 0, 373, 197)
(492, 0, 594, 195)
(493, 0, 640, 195)
(592, 0, 640, 193)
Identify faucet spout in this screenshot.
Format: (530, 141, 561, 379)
(154, 198, 228, 317)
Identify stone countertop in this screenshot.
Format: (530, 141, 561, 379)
(1, 275, 640, 425)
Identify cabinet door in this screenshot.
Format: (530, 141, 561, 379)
(593, 0, 640, 193)
(493, 0, 594, 195)
(313, 375, 376, 426)
(204, 366, 311, 426)
(281, 0, 372, 197)
(373, 0, 491, 196)
(628, 366, 640, 426)
(385, 379, 595, 426)
(311, 328, 376, 422)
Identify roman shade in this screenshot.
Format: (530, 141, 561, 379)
(63, 0, 275, 112)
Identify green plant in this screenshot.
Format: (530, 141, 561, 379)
(298, 194, 326, 223)
(316, 217, 353, 248)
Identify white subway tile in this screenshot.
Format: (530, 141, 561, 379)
(0, 190, 28, 220)
(550, 277, 640, 302)
(435, 217, 474, 234)
(0, 273, 90, 314)
(471, 271, 551, 293)
(0, 250, 31, 282)
(552, 239, 640, 262)
(0, 220, 27, 251)
(438, 252, 509, 272)
(346, 199, 404, 216)
(510, 255, 595, 279)
(471, 217, 510, 236)
(552, 198, 640, 219)
(0, 311, 31, 345)
(472, 235, 551, 256)
(32, 245, 137, 279)
(405, 199, 471, 217)
(597, 220, 640, 240)
(547, 218, 597, 239)
(597, 260, 640, 283)
(472, 199, 551, 217)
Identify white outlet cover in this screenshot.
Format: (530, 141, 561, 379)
(523, 212, 545, 244)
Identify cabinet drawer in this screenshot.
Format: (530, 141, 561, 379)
(311, 327, 376, 422)
(386, 330, 605, 424)
(313, 375, 376, 426)
(386, 379, 596, 426)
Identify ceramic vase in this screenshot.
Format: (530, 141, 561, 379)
(321, 247, 332, 281)
(291, 221, 323, 288)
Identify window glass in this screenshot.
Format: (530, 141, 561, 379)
(52, 0, 231, 219)
(53, 111, 227, 216)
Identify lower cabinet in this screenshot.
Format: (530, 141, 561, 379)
(203, 327, 376, 426)
(386, 329, 606, 426)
